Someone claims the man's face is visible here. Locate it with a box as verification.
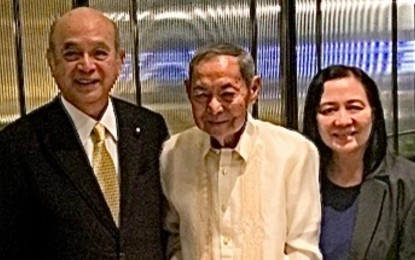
[186,55,260,147]
[47,9,124,118]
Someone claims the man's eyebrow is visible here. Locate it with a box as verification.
[192,86,208,92]
[219,83,235,90]
[62,42,78,50]
[61,41,111,50]
[94,42,111,50]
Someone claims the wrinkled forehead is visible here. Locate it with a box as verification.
[197,54,238,67]
[194,55,240,75]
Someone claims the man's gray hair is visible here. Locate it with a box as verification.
[188,42,256,87]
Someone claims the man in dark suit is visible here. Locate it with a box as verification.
[0,7,168,259]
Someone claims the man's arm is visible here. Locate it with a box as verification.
[162,198,182,260]
[160,138,182,260]
[0,132,33,259]
[284,140,322,260]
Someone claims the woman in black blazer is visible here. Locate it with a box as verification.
[303,64,415,260]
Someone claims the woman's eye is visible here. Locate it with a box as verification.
[319,108,335,115]
[349,105,363,111]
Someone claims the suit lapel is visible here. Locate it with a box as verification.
[113,100,146,225]
[349,178,387,259]
[37,99,118,233]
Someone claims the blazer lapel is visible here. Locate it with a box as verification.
[37,99,118,233]
[349,178,387,260]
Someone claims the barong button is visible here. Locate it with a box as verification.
[223,237,229,245]
[221,204,226,212]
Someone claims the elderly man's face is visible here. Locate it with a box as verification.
[47,8,124,119]
[186,55,260,147]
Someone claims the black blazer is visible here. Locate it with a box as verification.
[349,153,415,260]
[0,97,169,260]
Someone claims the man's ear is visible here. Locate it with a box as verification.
[184,79,191,99]
[46,49,56,75]
[249,75,261,103]
[117,49,126,74]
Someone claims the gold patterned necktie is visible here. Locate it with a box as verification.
[92,123,119,226]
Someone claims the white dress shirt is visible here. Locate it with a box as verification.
[161,115,322,260]
[60,96,119,175]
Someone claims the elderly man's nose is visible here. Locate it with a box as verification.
[207,97,224,114]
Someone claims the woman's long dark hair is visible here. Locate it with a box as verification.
[302,65,387,177]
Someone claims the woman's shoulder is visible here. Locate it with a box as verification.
[379,152,415,184]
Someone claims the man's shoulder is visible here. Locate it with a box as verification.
[160,127,203,175]
[112,97,162,120]
[250,118,319,159]
[0,99,60,138]
[111,98,167,133]
[112,98,168,142]
[164,126,201,145]
[252,118,312,146]
[162,126,203,155]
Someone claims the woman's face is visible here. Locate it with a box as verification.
[316,76,373,157]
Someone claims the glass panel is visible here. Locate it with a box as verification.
[296,0,317,129]
[3,1,411,160]
[396,0,415,159]
[0,1,20,128]
[137,0,251,134]
[89,1,137,105]
[305,0,415,160]
[257,0,281,125]
[21,0,72,112]
[321,0,394,131]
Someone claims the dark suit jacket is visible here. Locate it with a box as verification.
[0,97,169,260]
[349,153,415,260]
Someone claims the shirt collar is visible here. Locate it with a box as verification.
[60,96,118,145]
[201,113,255,162]
[234,113,255,161]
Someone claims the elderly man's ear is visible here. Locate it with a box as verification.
[184,79,191,98]
[249,75,261,103]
